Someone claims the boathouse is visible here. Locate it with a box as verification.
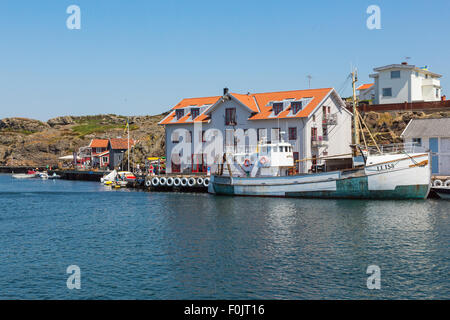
[159,87,353,174]
[401,117,450,176]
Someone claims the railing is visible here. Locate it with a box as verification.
[311,136,328,147]
[366,142,428,155]
[322,113,338,126]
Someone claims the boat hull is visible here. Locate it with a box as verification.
[210,153,431,200]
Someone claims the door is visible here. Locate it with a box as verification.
[429,137,439,174]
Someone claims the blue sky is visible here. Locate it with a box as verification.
[1,0,449,120]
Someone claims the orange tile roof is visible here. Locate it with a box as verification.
[357,83,374,91]
[89,139,109,148]
[109,138,135,150]
[159,96,220,125]
[160,88,335,124]
[248,88,332,120]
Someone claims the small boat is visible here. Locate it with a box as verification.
[12,173,36,179]
[48,173,61,179]
[12,170,38,179]
[433,187,450,200]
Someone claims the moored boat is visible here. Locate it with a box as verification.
[209,141,431,200]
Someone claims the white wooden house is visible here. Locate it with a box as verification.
[159,88,353,174]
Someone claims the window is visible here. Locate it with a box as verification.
[271,128,280,142]
[175,109,184,120]
[225,108,236,125]
[102,156,108,163]
[436,88,440,98]
[323,105,327,116]
[172,131,180,143]
[185,130,192,143]
[323,125,328,139]
[288,127,297,140]
[273,102,283,115]
[391,71,400,79]
[412,138,422,146]
[257,128,267,142]
[96,147,102,153]
[311,127,318,141]
[382,88,392,97]
[291,101,302,114]
[200,130,205,142]
[191,108,199,120]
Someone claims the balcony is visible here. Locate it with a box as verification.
[322,113,337,126]
[311,136,328,148]
[422,78,440,87]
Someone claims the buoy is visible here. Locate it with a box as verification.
[145,179,151,187]
[166,177,174,186]
[197,177,204,185]
[243,158,251,167]
[181,177,188,187]
[159,177,167,186]
[173,177,181,186]
[444,180,450,187]
[260,156,270,166]
[151,177,160,186]
[188,177,196,187]
[434,179,443,187]
[203,177,210,187]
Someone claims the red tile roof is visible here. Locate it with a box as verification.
[89,139,109,148]
[159,88,335,124]
[357,83,374,91]
[109,138,135,150]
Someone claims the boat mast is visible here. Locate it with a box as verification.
[352,69,360,146]
[127,117,130,172]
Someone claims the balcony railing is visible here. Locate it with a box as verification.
[311,136,328,147]
[322,113,338,126]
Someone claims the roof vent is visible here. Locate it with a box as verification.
[223,87,229,95]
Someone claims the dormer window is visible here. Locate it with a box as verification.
[175,109,184,120]
[273,102,283,116]
[291,101,302,114]
[191,108,199,120]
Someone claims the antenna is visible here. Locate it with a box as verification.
[307,75,312,89]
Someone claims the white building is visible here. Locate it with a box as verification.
[370,62,442,104]
[401,118,450,176]
[357,83,375,101]
[159,88,353,174]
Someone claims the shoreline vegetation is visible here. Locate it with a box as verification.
[0,110,449,167]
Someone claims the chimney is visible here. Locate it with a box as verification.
[401,62,408,65]
[223,87,229,96]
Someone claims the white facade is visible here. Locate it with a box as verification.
[401,118,450,176]
[161,88,353,174]
[370,63,442,104]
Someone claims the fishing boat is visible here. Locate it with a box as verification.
[208,70,431,200]
[208,140,431,199]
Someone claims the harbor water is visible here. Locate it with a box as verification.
[0,174,448,299]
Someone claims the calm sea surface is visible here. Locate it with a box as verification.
[0,174,448,299]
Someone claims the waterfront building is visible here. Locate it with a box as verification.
[108,138,135,170]
[159,88,353,174]
[357,83,375,102]
[88,139,109,168]
[401,117,450,175]
[370,62,442,104]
